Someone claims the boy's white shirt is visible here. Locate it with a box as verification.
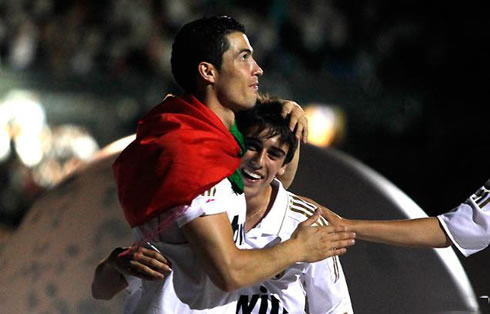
[122,178,353,313]
[235,179,353,314]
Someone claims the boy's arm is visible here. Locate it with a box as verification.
[182,209,355,292]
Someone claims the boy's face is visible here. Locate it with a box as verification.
[239,128,289,199]
[213,32,263,112]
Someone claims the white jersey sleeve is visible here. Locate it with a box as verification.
[135,178,245,244]
[174,179,235,227]
[303,257,353,314]
[124,178,247,313]
[437,179,490,256]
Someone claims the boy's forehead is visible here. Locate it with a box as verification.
[245,128,290,150]
[244,125,270,138]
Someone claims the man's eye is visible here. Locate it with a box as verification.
[268,152,280,160]
[245,140,257,150]
[246,144,258,151]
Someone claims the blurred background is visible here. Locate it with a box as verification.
[0,0,488,309]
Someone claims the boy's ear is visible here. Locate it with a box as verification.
[277,164,287,177]
[198,62,217,84]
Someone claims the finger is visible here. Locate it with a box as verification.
[137,247,173,269]
[288,111,300,132]
[301,117,309,143]
[294,119,304,140]
[281,101,294,118]
[134,246,145,260]
[292,114,307,141]
[132,253,173,273]
[323,225,351,233]
[129,261,167,280]
[145,249,173,268]
[129,265,165,280]
[330,232,356,243]
[117,245,138,258]
[330,239,356,252]
[331,247,348,257]
[146,255,173,273]
[299,208,321,227]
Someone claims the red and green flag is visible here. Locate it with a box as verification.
[113,95,245,227]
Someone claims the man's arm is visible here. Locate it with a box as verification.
[182,209,355,292]
[277,98,308,143]
[309,197,451,248]
[275,98,304,188]
[339,216,451,248]
[91,246,171,300]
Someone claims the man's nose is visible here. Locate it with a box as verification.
[250,150,266,167]
[253,59,263,77]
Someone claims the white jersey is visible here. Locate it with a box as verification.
[438,179,490,257]
[236,180,353,314]
[124,178,247,313]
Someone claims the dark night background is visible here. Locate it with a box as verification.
[0,0,488,311]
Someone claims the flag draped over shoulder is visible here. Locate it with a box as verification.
[113,95,244,227]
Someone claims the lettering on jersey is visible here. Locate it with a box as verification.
[231,215,245,245]
[236,286,288,314]
[472,184,490,209]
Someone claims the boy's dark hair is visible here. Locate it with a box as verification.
[171,16,246,94]
[236,96,298,165]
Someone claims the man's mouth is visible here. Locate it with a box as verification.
[241,168,262,181]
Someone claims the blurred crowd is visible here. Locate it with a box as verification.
[1,0,485,91]
[0,0,375,228]
[0,90,99,227]
[1,0,443,90]
[0,0,360,82]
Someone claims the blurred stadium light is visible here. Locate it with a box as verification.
[304,103,345,147]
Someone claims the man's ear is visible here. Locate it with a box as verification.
[198,62,217,84]
[277,164,288,177]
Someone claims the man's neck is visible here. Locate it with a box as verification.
[191,92,235,129]
[245,184,278,232]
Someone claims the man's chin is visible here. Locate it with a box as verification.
[243,187,252,198]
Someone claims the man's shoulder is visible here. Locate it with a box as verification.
[198,178,241,199]
[284,192,328,226]
[190,178,245,216]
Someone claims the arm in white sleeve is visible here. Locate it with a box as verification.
[438,179,490,256]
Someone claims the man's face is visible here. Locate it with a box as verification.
[214,32,263,112]
[239,128,289,199]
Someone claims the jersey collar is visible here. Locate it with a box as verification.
[246,179,289,239]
